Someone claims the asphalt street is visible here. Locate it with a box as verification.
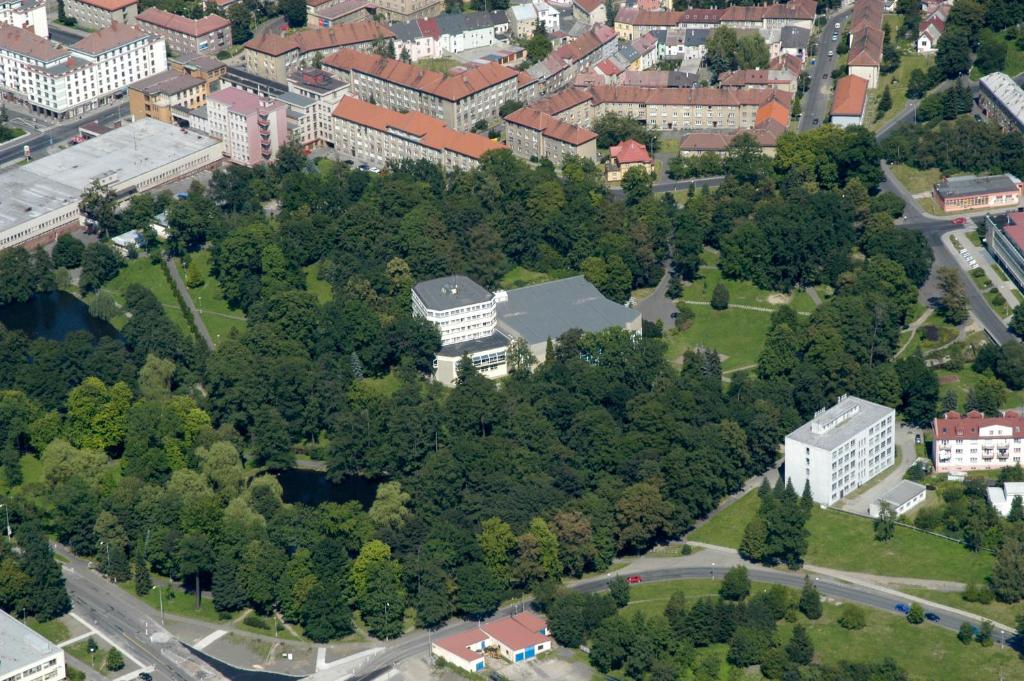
[0,102,129,165]
[798,7,850,133]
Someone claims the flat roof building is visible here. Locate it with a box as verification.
[0,609,66,681]
[987,482,1024,516]
[986,211,1024,291]
[785,395,896,505]
[932,174,1023,213]
[979,71,1024,135]
[0,118,224,250]
[868,480,926,518]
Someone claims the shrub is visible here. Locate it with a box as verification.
[243,613,270,629]
[680,543,693,556]
[838,604,866,630]
[710,283,729,310]
[105,648,124,672]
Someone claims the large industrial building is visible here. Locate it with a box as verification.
[0,118,224,250]
[979,71,1024,135]
[0,609,67,681]
[784,395,896,506]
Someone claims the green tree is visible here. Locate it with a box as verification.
[177,531,211,611]
[105,648,124,672]
[935,28,971,79]
[1009,304,1024,339]
[524,27,552,64]
[975,29,1007,74]
[785,623,814,664]
[455,562,502,619]
[478,517,516,591]
[705,25,739,76]
[301,582,353,642]
[609,575,630,608]
[739,515,767,562]
[977,619,994,646]
[88,291,118,321]
[227,3,253,43]
[52,234,85,269]
[621,166,653,206]
[874,86,893,122]
[710,283,729,310]
[79,243,123,293]
[279,0,306,26]
[367,481,411,532]
[79,180,119,238]
[907,602,924,624]
[874,501,896,542]
[958,621,974,644]
[991,525,1024,602]
[838,603,866,629]
[719,565,750,601]
[799,577,822,620]
[736,33,770,69]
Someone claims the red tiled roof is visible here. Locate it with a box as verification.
[511,612,547,633]
[831,74,868,116]
[573,0,602,13]
[433,629,488,662]
[756,99,790,128]
[610,138,652,164]
[73,21,149,54]
[481,617,550,651]
[324,48,517,101]
[770,53,804,75]
[530,86,594,114]
[552,23,616,62]
[245,21,393,56]
[588,84,791,107]
[0,23,67,60]
[677,7,724,23]
[848,25,883,67]
[504,106,597,146]
[332,95,503,159]
[719,68,796,87]
[615,9,684,26]
[721,5,767,22]
[934,410,1024,439]
[595,57,623,76]
[76,0,136,11]
[138,8,230,36]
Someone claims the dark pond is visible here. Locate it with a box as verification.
[275,468,379,509]
[0,290,119,340]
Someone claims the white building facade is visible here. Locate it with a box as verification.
[785,395,896,506]
[0,609,67,681]
[0,0,46,37]
[412,275,497,346]
[933,410,1024,473]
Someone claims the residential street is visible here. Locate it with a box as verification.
[798,7,851,132]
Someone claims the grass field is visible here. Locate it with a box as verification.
[889,164,943,195]
[900,586,1022,627]
[27,616,70,643]
[94,258,190,334]
[868,53,934,130]
[498,266,554,289]
[686,490,994,583]
[355,370,403,397]
[971,29,1024,78]
[616,578,1020,681]
[303,262,333,304]
[416,57,459,73]
[660,138,680,156]
[65,638,117,674]
[177,250,246,343]
[937,362,1024,411]
[118,579,228,623]
[664,305,773,371]
[688,250,817,313]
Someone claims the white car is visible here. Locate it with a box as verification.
[835,22,840,29]
[828,50,834,57]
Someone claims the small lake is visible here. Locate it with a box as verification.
[0,290,119,340]
[275,468,379,509]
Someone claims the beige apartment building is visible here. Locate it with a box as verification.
[64,0,137,29]
[503,106,597,164]
[136,7,231,56]
[332,95,502,171]
[324,48,519,130]
[128,69,207,122]
[370,0,443,22]
[243,20,393,81]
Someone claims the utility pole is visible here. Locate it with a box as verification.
[152,585,164,625]
[0,503,10,539]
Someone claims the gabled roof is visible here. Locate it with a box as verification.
[0,23,66,61]
[615,8,684,26]
[530,86,594,114]
[72,21,150,55]
[848,25,883,66]
[830,74,868,116]
[551,23,617,63]
[573,0,602,14]
[505,106,597,145]
[610,138,651,165]
[137,7,230,36]
[245,21,393,56]
[74,0,136,10]
[756,99,790,128]
[934,410,1024,439]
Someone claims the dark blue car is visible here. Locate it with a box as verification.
[894,603,910,614]
[925,612,940,622]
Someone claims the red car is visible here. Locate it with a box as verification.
[626,575,643,584]
[952,217,966,225]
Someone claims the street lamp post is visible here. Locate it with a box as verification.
[384,602,390,641]
[99,541,111,575]
[152,585,164,625]
[0,503,11,538]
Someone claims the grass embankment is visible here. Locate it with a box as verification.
[177,250,246,341]
[92,258,191,333]
[889,164,942,195]
[900,587,1021,627]
[686,490,993,584]
[118,579,227,623]
[617,579,1018,681]
[868,54,934,130]
[27,616,70,643]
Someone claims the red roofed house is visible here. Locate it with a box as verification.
[916,2,949,53]
[244,21,394,81]
[571,0,605,26]
[504,105,597,164]
[64,0,137,29]
[606,138,653,181]
[332,95,503,171]
[136,7,231,56]
[830,74,868,127]
[933,410,1024,473]
[431,613,553,673]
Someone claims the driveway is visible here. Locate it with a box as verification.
[836,425,920,516]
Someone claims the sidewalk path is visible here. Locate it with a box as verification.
[894,308,934,358]
[805,287,822,307]
[950,228,1020,319]
[164,256,214,350]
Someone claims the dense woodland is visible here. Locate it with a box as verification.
[0,121,974,679]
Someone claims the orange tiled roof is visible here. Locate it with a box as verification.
[245,21,393,56]
[756,99,790,127]
[137,7,230,36]
[73,21,150,54]
[504,106,597,145]
[77,0,136,10]
[0,23,67,60]
[831,75,868,116]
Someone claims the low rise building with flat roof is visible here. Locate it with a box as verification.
[64,0,136,29]
[934,410,1024,473]
[785,395,896,505]
[0,118,224,250]
[868,480,926,518]
[986,211,1024,290]
[933,174,1023,213]
[0,609,66,681]
[979,71,1024,135]
[987,482,1024,516]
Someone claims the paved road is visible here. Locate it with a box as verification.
[0,102,130,165]
[637,261,677,329]
[798,7,851,132]
[164,256,215,350]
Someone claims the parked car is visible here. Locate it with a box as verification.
[835,21,840,29]
[175,192,189,200]
[627,575,643,584]
[138,673,152,681]
[358,163,369,171]
[828,50,834,57]
[894,603,910,614]
[915,433,922,444]
[953,217,967,225]
[925,612,940,622]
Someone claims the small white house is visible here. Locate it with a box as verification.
[987,482,1024,516]
[868,480,927,518]
[432,613,552,674]
[110,229,146,255]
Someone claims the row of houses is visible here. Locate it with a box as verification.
[243,20,395,81]
[916,0,951,53]
[848,0,884,88]
[612,0,816,41]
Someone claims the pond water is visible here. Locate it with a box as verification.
[0,290,119,340]
[275,468,379,509]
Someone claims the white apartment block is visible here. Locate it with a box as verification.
[0,22,165,118]
[0,609,67,681]
[0,0,46,38]
[785,395,896,506]
[933,410,1024,473]
[64,0,138,30]
[412,275,497,346]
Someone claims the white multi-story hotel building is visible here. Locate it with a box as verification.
[0,22,166,118]
[412,275,497,347]
[933,410,1024,473]
[785,395,896,506]
[0,609,67,681]
[0,0,47,37]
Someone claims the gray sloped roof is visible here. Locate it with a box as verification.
[781,26,809,48]
[496,275,640,344]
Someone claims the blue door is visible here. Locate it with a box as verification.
[525,647,535,659]
[515,652,524,662]
[475,662,484,672]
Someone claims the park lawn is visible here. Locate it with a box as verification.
[664,305,772,371]
[660,138,680,156]
[354,370,403,397]
[64,639,115,674]
[118,579,228,623]
[416,57,459,73]
[303,262,333,304]
[936,364,1024,410]
[177,250,246,343]
[621,579,723,618]
[97,258,190,334]
[889,164,943,195]
[868,53,933,130]
[235,613,303,641]
[27,616,70,643]
[498,266,554,289]
[900,587,1022,627]
[688,250,809,311]
[805,507,994,584]
[687,488,760,547]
